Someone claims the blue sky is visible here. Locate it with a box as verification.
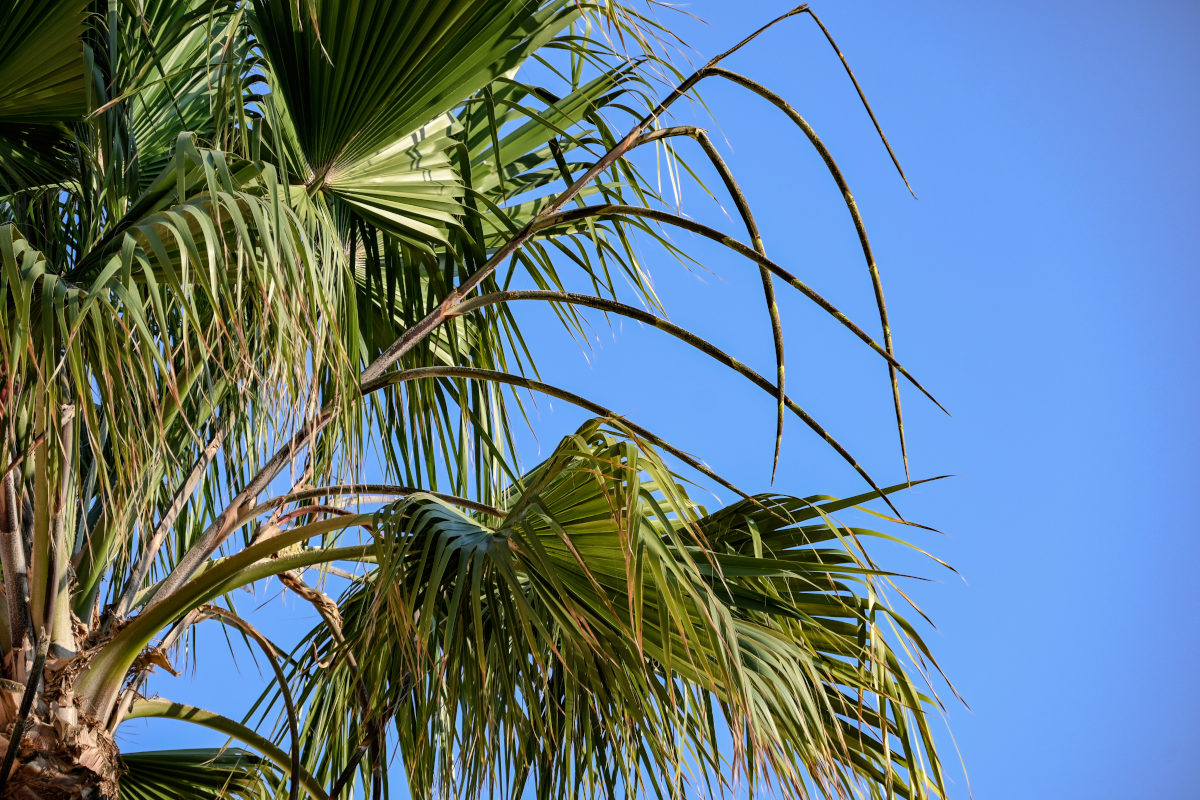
[637,2,1199,796]
[122,2,1200,797]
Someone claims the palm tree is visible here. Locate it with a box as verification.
[0,0,953,798]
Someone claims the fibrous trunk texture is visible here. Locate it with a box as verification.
[0,665,119,800]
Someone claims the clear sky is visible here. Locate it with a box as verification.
[121,2,1200,798]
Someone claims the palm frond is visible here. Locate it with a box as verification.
[119,748,276,800]
[0,0,87,191]
[263,420,946,800]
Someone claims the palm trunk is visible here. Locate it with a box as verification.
[0,684,119,799]
[0,404,118,798]
[0,472,30,664]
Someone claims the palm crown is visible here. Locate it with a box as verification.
[0,1,952,798]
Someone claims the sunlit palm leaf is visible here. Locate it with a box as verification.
[267,420,945,800]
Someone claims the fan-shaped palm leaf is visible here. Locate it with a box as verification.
[119,748,275,800]
[256,421,947,800]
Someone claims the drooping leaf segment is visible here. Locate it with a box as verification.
[0,1,954,798]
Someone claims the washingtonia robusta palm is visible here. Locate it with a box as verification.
[0,1,954,798]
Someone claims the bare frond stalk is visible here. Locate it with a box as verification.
[196,606,302,800]
[357,5,813,388]
[455,290,850,438]
[328,745,370,800]
[635,125,786,480]
[108,609,203,732]
[802,7,916,196]
[703,66,910,478]
[143,414,333,609]
[124,698,330,800]
[148,0,914,640]
[274,571,387,800]
[250,484,503,519]
[527,204,943,413]
[47,403,76,657]
[0,470,30,659]
[113,427,226,619]
[358,366,762,507]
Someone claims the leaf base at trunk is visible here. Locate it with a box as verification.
[0,683,119,800]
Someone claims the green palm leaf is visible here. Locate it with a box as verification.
[119,748,274,800]
[0,0,86,123]
[264,420,945,800]
[0,0,87,189]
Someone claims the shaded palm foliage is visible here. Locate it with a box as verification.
[0,1,953,798]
